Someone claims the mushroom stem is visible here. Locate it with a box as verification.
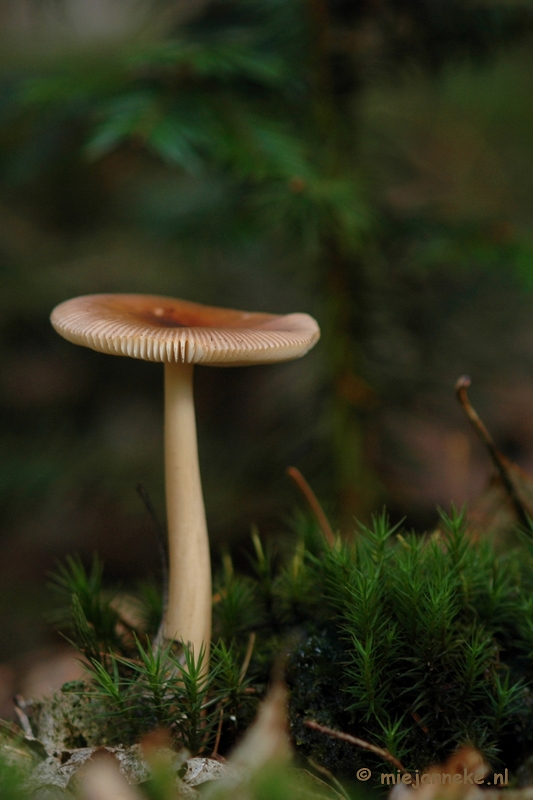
[163,361,211,660]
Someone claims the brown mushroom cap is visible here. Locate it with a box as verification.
[50,294,320,365]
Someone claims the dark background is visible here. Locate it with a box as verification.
[2,0,533,700]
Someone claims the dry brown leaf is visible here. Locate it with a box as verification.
[228,680,291,773]
[202,680,290,798]
[29,745,150,791]
[184,757,239,786]
[75,753,144,800]
[390,747,490,800]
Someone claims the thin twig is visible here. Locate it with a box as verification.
[455,376,532,530]
[307,758,351,800]
[136,483,169,645]
[210,633,257,755]
[212,705,224,757]
[304,719,405,772]
[287,467,335,547]
[239,632,256,684]
[411,711,429,735]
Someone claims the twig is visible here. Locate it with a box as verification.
[239,632,256,684]
[307,758,351,800]
[411,711,429,735]
[455,376,532,530]
[287,467,335,547]
[212,705,224,757]
[136,483,169,645]
[304,719,405,771]
[209,633,257,756]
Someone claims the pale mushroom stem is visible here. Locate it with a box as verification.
[163,361,212,662]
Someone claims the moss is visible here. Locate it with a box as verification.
[41,508,533,783]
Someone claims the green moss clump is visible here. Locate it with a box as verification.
[285,510,533,776]
[40,508,533,783]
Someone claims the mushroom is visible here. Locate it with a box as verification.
[50,294,320,660]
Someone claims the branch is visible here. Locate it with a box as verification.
[455,376,531,531]
[304,719,405,772]
[287,467,335,547]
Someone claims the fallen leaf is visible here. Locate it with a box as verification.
[203,680,290,798]
[75,753,144,800]
[390,747,489,800]
[183,757,240,786]
[228,680,291,774]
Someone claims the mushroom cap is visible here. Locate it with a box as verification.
[50,294,320,365]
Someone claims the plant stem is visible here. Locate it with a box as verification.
[304,719,405,771]
[455,375,531,531]
[287,466,335,547]
[164,362,212,658]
